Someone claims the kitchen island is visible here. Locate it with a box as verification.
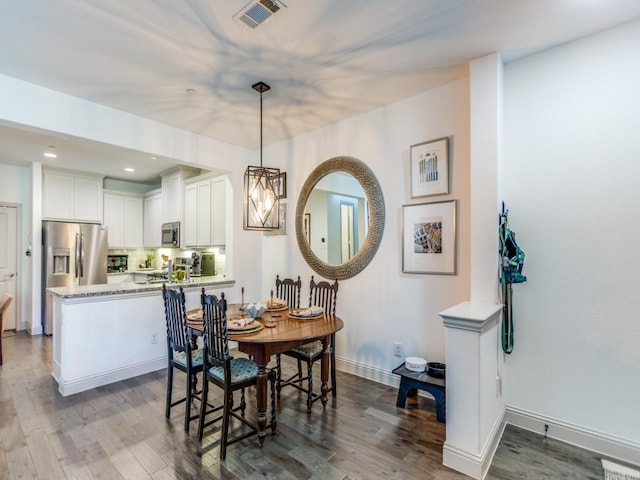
[48,276,234,396]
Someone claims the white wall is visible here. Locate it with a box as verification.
[0,163,32,330]
[502,20,640,448]
[262,79,471,378]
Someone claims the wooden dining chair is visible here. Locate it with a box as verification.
[275,274,302,309]
[161,284,204,432]
[0,293,14,365]
[277,276,339,412]
[198,289,276,459]
[274,275,302,396]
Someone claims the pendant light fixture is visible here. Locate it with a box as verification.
[243,81,280,231]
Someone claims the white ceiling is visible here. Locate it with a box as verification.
[1,0,640,183]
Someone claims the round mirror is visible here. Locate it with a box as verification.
[296,156,385,280]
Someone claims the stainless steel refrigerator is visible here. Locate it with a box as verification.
[42,221,108,335]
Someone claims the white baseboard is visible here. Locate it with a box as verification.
[53,357,166,396]
[28,323,43,335]
[442,443,484,479]
[443,407,506,479]
[336,356,401,388]
[506,406,640,467]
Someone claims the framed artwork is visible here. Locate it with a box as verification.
[410,137,449,198]
[402,200,457,274]
[273,172,287,199]
[264,202,286,236]
[303,213,311,244]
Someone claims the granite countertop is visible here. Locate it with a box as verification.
[48,276,234,299]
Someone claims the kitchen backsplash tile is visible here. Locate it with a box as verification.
[107,247,226,277]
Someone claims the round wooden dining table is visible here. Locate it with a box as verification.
[189,303,344,446]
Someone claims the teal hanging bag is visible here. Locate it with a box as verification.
[499,202,526,354]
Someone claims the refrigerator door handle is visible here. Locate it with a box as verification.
[79,233,85,278]
[75,233,80,278]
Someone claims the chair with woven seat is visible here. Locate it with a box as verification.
[198,290,276,459]
[277,276,339,412]
[162,284,204,432]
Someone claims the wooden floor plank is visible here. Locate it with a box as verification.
[78,440,124,480]
[128,440,168,476]
[5,444,38,479]
[109,446,153,480]
[25,429,67,479]
[61,461,95,480]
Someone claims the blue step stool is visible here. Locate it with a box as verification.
[393,363,446,423]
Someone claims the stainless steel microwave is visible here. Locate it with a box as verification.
[161,222,180,248]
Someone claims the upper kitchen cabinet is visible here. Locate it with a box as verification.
[43,169,104,223]
[143,189,162,248]
[103,191,143,248]
[161,171,182,224]
[184,174,226,247]
[161,166,200,225]
[211,176,226,246]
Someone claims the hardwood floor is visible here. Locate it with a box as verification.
[0,332,609,479]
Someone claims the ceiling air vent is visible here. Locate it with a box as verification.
[234,0,285,29]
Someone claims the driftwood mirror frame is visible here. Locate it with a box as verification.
[295,156,385,280]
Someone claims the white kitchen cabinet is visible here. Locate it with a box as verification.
[184,182,199,247]
[161,171,183,224]
[184,175,226,247]
[103,192,143,248]
[184,178,212,247]
[211,176,226,246]
[43,170,103,222]
[161,167,201,239]
[143,190,162,248]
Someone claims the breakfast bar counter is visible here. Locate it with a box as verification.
[48,277,234,396]
[49,275,232,299]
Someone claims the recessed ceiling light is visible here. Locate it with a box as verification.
[43,145,57,158]
[125,167,135,172]
[151,156,156,160]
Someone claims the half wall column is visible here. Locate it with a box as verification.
[439,53,505,479]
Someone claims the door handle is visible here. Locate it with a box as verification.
[75,233,80,278]
[7,273,15,278]
[79,233,84,277]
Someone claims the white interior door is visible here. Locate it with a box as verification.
[340,203,354,263]
[0,206,18,331]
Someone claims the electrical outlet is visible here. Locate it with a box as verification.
[393,342,402,357]
[151,333,158,344]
